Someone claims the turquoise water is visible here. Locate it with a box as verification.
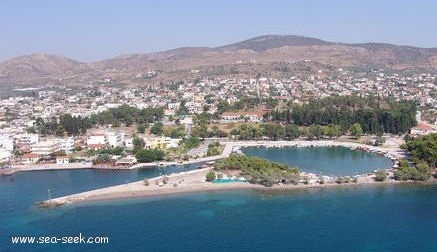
[243,146,392,176]
[212,178,248,183]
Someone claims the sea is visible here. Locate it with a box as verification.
[1,148,436,252]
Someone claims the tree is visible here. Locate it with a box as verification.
[217,99,230,114]
[350,123,363,139]
[214,154,300,187]
[264,96,417,135]
[150,122,164,136]
[177,100,189,115]
[192,124,208,140]
[206,171,216,181]
[164,125,186,138]
[309,124,322,140]
[323,125,342,139]
[285,125,300,140]
[374,170,387,182]
[137,123,147,133]
[262,123,285,140]
[132,137,145,154]
[136,149,165,163]
[406,133,437,168]
[415,162,431,181]
[394,160,431,181]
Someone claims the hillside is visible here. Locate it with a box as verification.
[1,35,436,86]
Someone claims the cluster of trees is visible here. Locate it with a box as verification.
[207,142,223,156]
[136,149,165,163]
[179,137,201,151]
[130,136,166,163]
[405,133,437,168]
[28,106,164,136]
[28,115,93,136]
[150,122,164,135]
[163,125,186,138]
[393,133,436,181]
[214,154,300,187]
[394,160,431,181]
[266,96,417,135]
[229,123,345,140]
[91,105,164,127]
[192,125,228,138]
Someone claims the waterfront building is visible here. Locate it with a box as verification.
[30,140,62,155]
[0,149,11,164]
[20,153,41,164]
[86,134,108,146]
[106,131,124,148]
[56,156,70,165]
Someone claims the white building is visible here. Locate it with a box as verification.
[106,131,124,148]
[15,133,39,145]
[55,137,75,152]
[0,149,11,164]
[86,134,108,146]
[30,140,62,155]
[124,138,134,149]
[0,134,13,151]
[168,103,180,110]
[56,156,70,165]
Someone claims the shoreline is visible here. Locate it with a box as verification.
[126,139,404,169]
[37,164,433,208]
[4,139,402,175]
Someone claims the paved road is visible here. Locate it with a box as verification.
[187,139,213,157]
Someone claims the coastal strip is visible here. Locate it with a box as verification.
[6,140,402,176]
[1,162,94,175]
[36,163,428,208]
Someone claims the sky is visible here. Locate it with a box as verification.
[1,0,436,62]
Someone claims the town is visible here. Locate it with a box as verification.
[0,68,436,170]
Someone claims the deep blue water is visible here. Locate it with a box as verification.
[2,158,437,251]
[243,146,392,176]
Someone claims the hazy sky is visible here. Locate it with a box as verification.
[1,0,436,62]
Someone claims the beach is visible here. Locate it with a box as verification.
[37,162,433,208]
[33,139,412,207]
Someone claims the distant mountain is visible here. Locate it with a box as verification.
[0,54,90,82]
[218,35,332,51]
[1,35,437,86]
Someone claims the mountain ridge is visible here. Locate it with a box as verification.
[1,35,437,86]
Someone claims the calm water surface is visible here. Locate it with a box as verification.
[1,156,435,252]
[243,146,392,176]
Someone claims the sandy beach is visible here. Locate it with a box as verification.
[37,162,432,208]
